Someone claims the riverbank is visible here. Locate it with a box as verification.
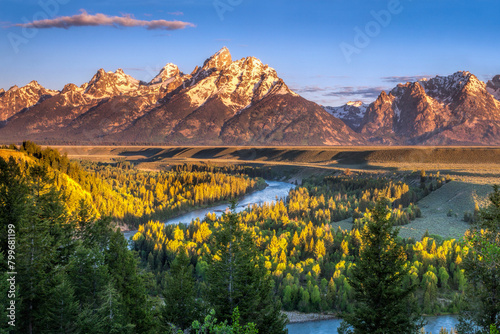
[121,180,294,242]
[283,311,337,323]
[117,178,268,233]
[284,311,459,325]
[286,315,459,333]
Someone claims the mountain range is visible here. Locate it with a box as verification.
[1,47,499,146]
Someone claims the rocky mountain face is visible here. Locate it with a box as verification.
[354,72,500,145]
[0,81,58,122]
[0,47,361,145]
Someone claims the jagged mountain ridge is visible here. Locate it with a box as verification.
[1,51,499,145]
[324,72,500,145]
[0,81,58,122]
[0,47,361,145]
[361,72,500,145]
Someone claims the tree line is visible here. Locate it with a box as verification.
[16,141,266,227]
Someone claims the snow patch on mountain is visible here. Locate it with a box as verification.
[84,69,140,98]
[150,63,181,85]
[419,71,484,103]
[0,81,58,121]
[324,101,368,129]
[202,46,232,71]
[184,50,291,110]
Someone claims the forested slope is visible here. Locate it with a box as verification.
[12,141,265,228]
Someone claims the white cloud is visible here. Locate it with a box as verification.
[15,9,195,30]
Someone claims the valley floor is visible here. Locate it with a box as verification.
[56,145,500,240]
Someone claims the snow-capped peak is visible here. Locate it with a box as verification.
[184,51,292,109]
[419,71,480,102]
[150,63,180,85]
[202,46,232,71]
[214,46,230,57]
[61,83,81,94]
[84,68,140,97]
[13,80,58,96]
[113,69,140,86]
[26,80,43,89]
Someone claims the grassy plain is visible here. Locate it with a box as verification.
[53,145,500,240]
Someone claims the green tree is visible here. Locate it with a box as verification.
[0,157,28,256]
[105,229,156,333]
[206,202,288,334]
[282,286,293,311]
[95,282,135,334]
[458,185,500,334]
[438,266,450,289]
[162,247,201,330]
[17,165,60,334]
[42,273,79,334]
[0,148,164,334]
[311,285,321,311]
[190,308,257,334]
[338,199,425,334]
[67,245,110,309]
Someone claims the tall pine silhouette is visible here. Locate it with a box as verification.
[339,199,424,334]
[206,202,288,334]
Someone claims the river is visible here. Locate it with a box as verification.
[287,315,459,334]
[123,180,295,240]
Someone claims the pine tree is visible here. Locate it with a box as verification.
[17,165,59,334]
[0,148,163,333]
[67,245,110,310]
[0,157,28,255]
[162,247,200,330]
[338,199,425,334]
[206,202,288,334]
[105,229,157,333]
[457,185,500,333]
[42,273,79,334]
[96,282,135,334]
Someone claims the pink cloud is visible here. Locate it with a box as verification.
[15,9,195,30]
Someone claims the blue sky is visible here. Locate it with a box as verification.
[1,0,499,106]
